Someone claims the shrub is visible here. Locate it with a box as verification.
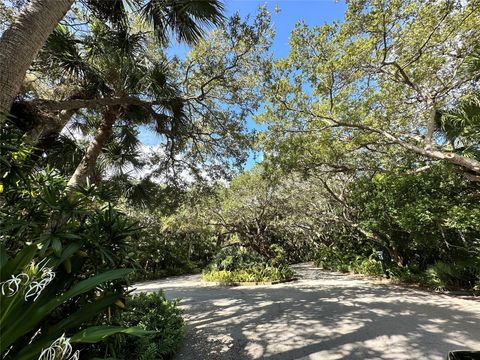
[314,244,358,273]
[209,245,268,272]
[107,291,185,360]
[425,260,480,291]
[203,264,294,284]
[0,134,149,359]
[0,245,149,360]
[314,245,386,277]
[385,264,424,283]
[347,256,364,274]
[359,255,384,277]
[313,244,344,270]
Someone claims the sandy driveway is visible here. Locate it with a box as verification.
[134,263,480,360]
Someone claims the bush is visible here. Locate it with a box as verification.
[385,264,425,284]
[350,167,480,276]
[0,137,147,359]
[0,245,148,360]
[314,244,357,273]
[359,255,384,277]
[107,291,185,360]
[128,210,218,282]
[209,245,268,272]
[314,245,386,277]
[425,260,480,291]
[203,264,295,284]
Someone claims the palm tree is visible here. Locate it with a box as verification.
[0,0,224,120]
[42,22,187,188]
[14,5,271,190]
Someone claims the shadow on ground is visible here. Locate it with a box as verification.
[134,264,480,360]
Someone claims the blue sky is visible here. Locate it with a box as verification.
[139,0,347,168]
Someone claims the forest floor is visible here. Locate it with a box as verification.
[134,263,480,360]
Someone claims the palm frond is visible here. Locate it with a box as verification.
[84,0,130,30]
[438,98,480,143]
[39,25,87,79]
[141,0,225,46]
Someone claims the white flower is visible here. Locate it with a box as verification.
[1,260,55,302]
[24,266,55,302]
[0,273,29,297]
[38,334,80,360]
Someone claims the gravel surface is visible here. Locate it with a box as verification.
[133,263,480,360]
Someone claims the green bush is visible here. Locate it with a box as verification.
[313,244,344,270]
[128,211,218,282]
[359,255,384,277]
[203,264,295,284]
[209,245,268,272]
[0,137,149,359]
[314,244,357,273]
[425,260,480,291]
[314,245,386,277]
[0,245,150,360]
[107,291,185,360]
[347,256,364,274]
[350,167,480,276]
[385,264,425,284]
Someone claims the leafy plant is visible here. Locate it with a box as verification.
[359,255,384,277]
[203,264,295,284]
[209,245,268,272]
[0,136,151,359]
[101,291,185,360]
[0,245,150,360]
[426,260,480,291]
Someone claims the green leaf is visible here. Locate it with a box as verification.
[70,326,155,343]
[1,269,132,352]
[15,294,121,360]
[51,238,62,257]
[0,244,37,281]
[0,243,8,272]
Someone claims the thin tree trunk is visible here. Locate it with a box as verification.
[334,120,480,176]
[66,108,118,189]
[0,0,74,116]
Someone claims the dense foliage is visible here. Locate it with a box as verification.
[1,1,480,358]
[202,266,295,284]
[100,292,185,360]
[202,245,294,284]
[128,208,218,281]
[0,132,153,359]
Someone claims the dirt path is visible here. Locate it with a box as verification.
[134,263,480,360]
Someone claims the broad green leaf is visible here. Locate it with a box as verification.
[70,326,155,343]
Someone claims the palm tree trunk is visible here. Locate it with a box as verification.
[66,108,118,189]
[0,0,74,116]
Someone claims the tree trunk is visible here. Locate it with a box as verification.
[0,0,74,116]
[66,108,118,189]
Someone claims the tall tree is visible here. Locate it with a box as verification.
[259,0,480,179]
[26,8,273,188]
[0,0,225,121]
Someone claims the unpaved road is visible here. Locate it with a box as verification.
[134,263,480,360]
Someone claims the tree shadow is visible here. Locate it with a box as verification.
[135,266,480,360]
